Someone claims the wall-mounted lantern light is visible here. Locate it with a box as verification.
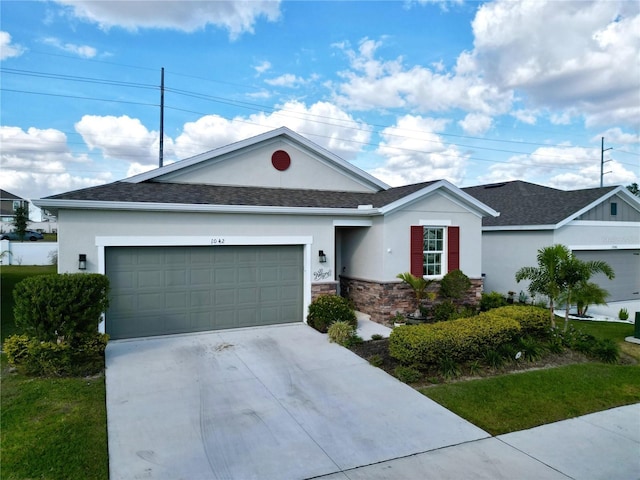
[318,250,327,263]
[78,254,87,270]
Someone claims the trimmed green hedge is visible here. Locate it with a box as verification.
[389,313,521,366]
[4,333,109,377]
[489,306,549,337]
[13,273,109,343]
[307,295,357,333]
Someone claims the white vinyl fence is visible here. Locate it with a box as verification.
[0,240,58,266]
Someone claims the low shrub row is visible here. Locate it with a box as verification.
[389,314,522,366]
[489,306,549,337]
[4,333,109,376]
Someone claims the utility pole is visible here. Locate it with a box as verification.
[159,67,165,168]
[600,137,612,187]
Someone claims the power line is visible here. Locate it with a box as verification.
[2,69,638,172]
[4,66,630,155]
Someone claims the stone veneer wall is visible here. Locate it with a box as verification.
[340,276,483,325]
[311,282,338,301]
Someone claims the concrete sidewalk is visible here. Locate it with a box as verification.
[317,403,640,479]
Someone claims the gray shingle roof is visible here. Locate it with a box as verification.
[463,180,617,227]
[44,180,439,209]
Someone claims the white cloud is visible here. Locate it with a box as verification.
[54,0,281,40]
[74,114,173,165]
[174,100,372,161]
[331,37,513,116]
[264,73,305,88]
[42,37,97,58]
[512,109,538,125]
[458,113,493,135]
[477,143,638,189]
[370,115,467,186]
[254,60,272,75]
[470,0,640,127]
[0,31,25,60]
[593,128,640,145]
[0,126,111,199]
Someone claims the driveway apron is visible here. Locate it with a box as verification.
[105,323,489,479]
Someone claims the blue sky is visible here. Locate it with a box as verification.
[1,0,639,209]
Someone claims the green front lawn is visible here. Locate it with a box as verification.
[1,357,109,480]
[422,318,640,435]
[423,363,640,435]
[1,265,108,480]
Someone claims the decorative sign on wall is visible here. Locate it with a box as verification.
[313,268,332,281]
[271,150,291,171]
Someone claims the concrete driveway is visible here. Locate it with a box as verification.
[106,323,490,479]
[106,324,640,479]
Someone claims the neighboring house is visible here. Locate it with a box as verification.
[34,127,497,340]
[464,180,640,303]
[0,189,29,228]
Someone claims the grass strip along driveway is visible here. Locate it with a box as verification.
[424,362,640,435]
[1,265,639,479]
[1,266,108,480]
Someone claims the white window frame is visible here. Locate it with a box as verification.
[422,226,446,277]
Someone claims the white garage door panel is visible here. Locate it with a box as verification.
[106,245,303,339]
[574,250,640,302]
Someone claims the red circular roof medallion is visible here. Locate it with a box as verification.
[271,150,291,171]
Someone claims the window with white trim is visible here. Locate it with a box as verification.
[423,227,444,276]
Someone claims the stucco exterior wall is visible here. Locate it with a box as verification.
[481,230,553,296]
[554,222,640,250]
[57,209,344,279]
[383,193,485,281]
[338,219,384,281]
[158,139,376,192]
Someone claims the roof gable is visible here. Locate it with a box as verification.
[0,189,24,200]
[463,180,638,229]
[126,127,388,193]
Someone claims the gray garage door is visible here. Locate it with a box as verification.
[574,249,640,302]
[105,245,303,339]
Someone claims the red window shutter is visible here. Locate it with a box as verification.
[410,226,423,276]
[447,226,460,272]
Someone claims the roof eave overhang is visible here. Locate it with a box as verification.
[379,179,500,218]
[482,224,557,231]
[32,198,382,217]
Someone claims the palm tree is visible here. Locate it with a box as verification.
[560,282,609,317]
[515,244,571,328]
[396,272,434,317]
[559,255,614,331]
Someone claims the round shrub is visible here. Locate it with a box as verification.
[432,300,457,322]
[307,295,356,333]
[13,273,109,343]
[439,269,471,300]
[480,291,508,311]
[327,321,356,346]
